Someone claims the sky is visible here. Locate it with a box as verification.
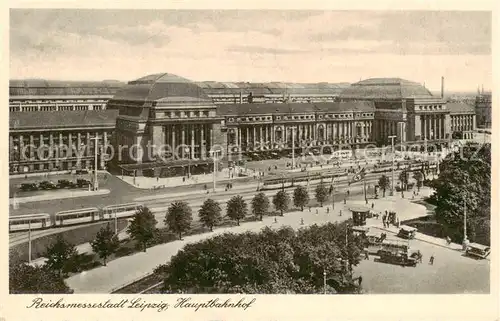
[9,9,492,92]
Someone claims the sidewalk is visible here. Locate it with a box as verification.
[117,166,251,189]
[10,188,111,205]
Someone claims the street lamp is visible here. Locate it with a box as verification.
[91,135,100,191]
[323,269,327,294]
[210,150,221,192]
[388,135,397,196]
[463,197,469,251]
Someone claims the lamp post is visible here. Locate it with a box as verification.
[91,136,100,191]
[291,126,296,169]
[388,135,397,196]
[463,197,469,251]
[28,220,32,264]
[211,150,221,192]
[323,269,327,294]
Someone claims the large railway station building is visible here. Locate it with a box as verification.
[9,73,477,175]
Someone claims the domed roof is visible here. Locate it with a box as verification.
[110,73,210,103]
[339,78,433,100]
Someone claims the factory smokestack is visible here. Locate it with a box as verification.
[441,76,444,99]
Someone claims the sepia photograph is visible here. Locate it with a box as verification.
[7,8,492,298]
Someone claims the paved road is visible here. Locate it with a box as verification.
[354,237,490,294]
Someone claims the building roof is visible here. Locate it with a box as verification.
[196,81,350,96]
[10,110,119,130]
[9,79,125,96]
[110,73,210,103]
[447,103,476,114]
[216,101,374,116]
[339,78,434,100]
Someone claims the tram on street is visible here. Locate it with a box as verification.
[102,203,143,220]
[55,207,101,226]
[9,213,51,232]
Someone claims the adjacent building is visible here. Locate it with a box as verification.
[475,93,492,128]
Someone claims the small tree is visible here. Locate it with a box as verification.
[90,223,119,266]
[315,183,329,207]
[165,201,193,240]
[44,235,77,277]
[252,192,270,221]
[127,206,158,252]
[226,195,247,225]
[273,190,290,216]
[413,171,424,192]
[399,170,409,190]
[378,175,390,197]
[199,199,222,231]
[293,185,309,211]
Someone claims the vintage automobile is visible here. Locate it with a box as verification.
[38,180,58,190]
[377,249,418,267]
[57,179,78,189]
[466,243,490,259]
[397,225,417,239]
[366,230,386,246]
[76,179,91,188]
[20,183,38,192]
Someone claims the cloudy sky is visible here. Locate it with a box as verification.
[10,9,491,91]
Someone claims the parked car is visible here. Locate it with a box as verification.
[39,181,58,190]
[466,243,490,259]
[77,179,91,188]
[20,183,38,192]
[58,179,77,189]
[75,169,89,175]
[397,226,417,239]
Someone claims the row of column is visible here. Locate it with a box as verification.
[451,115,474,132]
[10,131,108,161]
[421,114,445,140]
[233,121,372,150]
[164,124,212,159]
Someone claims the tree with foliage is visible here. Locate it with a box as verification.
[198,199,222,231]
[165,201,193,240]
[251,192,270,221]
[315,183,329,207]
[273,190,290,216]
[413,171,424,192]
[127,206,158,252]
[44,235,77,277]
[226,195,247,225]
[398,170,409,191]
[9,251,72,294]
[431,143,491,245]
[155,220,363,294]
[90,223,119,266]
[378,175,390,197]
[293,185,309,211]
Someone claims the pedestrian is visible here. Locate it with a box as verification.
[309,206,311,212]
[301,218,304,225]
[343,198,346,204]
[446,236,451,245]
[358,276,363,287]
[204,184,207,190]
[157,176,159,182]
[315,209,318,214]
[347,190,350,196]
[429,255,434,265]
[327,207,330,214]
[274,217,277,223]
[339,210,342,216]
[364,250,369,260]
[371,203,374,209]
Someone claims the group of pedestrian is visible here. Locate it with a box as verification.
[224,183,233,191]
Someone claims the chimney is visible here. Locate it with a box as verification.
[441,76,444,99]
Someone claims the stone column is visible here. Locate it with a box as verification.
[191,125,195,159]
[171,125,176,158]
[29,135,34,159]
[19,134,24,161]
[283,125,287,145]
[246,127,250,148]
[237,127,241,151]
[181,126,186,158]
[259,125,264,150]
[270,125,275,146]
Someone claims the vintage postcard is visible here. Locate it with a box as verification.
[1,2,498,321]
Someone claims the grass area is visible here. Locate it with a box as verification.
[10,219,128,262]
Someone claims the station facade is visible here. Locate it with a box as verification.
[9,73,477,175]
